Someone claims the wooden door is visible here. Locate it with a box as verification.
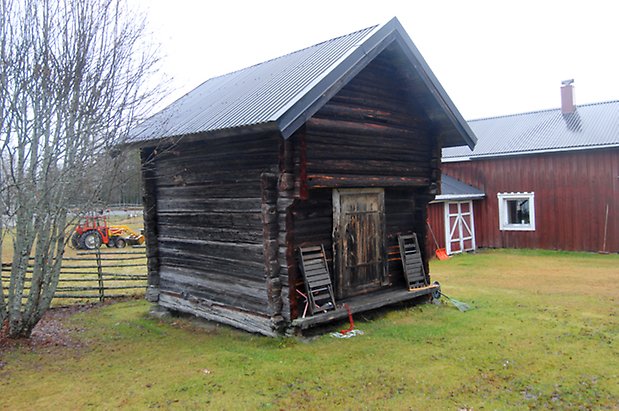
[333,189,386,299]
[444,201,476,254]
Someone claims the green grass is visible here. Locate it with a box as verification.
[1,249,617,409]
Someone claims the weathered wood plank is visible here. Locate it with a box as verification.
[158,237,264,264]
[261,172,284,329]
[306,131,431,151]
[314,102,431,129]
[290,285,437,330]
[158,253,264,279]
[157,197,262,213]
[159,293,276,336]
[307,174,429,188]
[277,137,298,321]
[157,183,262,199]
[157,224,263,245]
[305,159,430,176]
[155,168,273,187]
[141,147,161,302]
[158,212,262,230]
[159,267,268,313]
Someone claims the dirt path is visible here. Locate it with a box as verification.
[0,305,90,355]
[0,297,139,354]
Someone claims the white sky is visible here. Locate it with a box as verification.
[140,0,619,120]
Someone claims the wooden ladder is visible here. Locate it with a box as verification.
[297,245,337,316]
[398,234,429,290]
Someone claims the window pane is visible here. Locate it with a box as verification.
[506,199,530,224]
[498,192,535,231]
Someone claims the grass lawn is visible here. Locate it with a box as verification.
[0,249,617,410]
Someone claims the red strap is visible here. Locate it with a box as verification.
[340,304,355,334]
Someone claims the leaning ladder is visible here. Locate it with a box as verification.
[398,233,429,290]
[297,245,337,316]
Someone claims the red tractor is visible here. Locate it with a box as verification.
[71,215,144,250]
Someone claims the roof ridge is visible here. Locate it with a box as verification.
[468,99,619,123]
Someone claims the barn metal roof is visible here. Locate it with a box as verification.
[434,175,485,201]
[128,18,476,149]
[443,100,619,161]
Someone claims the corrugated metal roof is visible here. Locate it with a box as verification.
[434,175,485,201]
[443,101,619,161]
[129,26,376,142]
[128,18,476,149]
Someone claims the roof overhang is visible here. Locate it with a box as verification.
[431,193,486,202]
[443,143,619,163]
[120,122,280,149]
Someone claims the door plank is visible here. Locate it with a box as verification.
[333,189,386,299]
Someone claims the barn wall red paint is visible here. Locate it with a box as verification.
[427,200,483,256]
[426,202,446,257]
[440,148,619,252]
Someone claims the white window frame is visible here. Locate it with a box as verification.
[497,192,536,231]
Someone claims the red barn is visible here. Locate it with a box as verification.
[428,83,619,255]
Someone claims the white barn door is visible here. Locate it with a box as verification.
[444,201,476,255]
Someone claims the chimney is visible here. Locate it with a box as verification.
[561,79,575,114]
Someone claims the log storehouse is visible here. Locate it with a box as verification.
[127,18,477,336]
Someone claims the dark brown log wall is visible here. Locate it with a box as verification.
[302,52,439,271]
[286,53,442,315]
[149,133,280,332]
[302,48,439,192]
[141,147,161,302]
[287,189,333,318]
[384,189,419,287]
[443,148,619,252]
[288,188,431,312]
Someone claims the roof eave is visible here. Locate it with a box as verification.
[432,193,486,202]
[443,143,619,162]
[120,122,281,150]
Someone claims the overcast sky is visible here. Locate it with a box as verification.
[140,0,619,120]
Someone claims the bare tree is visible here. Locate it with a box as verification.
[99,150,143,206]
[0,0,161,338]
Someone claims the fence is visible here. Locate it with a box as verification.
[1,247,147,303]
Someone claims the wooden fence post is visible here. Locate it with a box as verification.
[96,247,104,302]
[4,248,147,301]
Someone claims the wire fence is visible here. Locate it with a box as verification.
[1,247,147,304]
